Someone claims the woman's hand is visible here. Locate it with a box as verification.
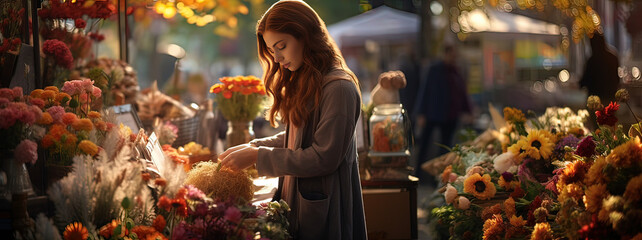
[219,143,259,172]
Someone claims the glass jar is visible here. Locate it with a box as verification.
[369,104,409,153]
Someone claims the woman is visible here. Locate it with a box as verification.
[219,0,367,239]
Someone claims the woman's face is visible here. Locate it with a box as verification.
[263,30,304,71]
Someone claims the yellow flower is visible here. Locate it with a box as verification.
[63,222,89,240]
[623,175,642,203]
[72,118,94,131]
[508,139,530,159]
[504,197,516,217]
[587,95,603,111]
[504,107,526,123]
[606,137,642,168]
[498,175,520,190]
[78,140,99,156]
[464,173,496,200]
[530,222,553,240]
[585,156,608,185]
[509,215,526,227]
[88,111,101,119]
[584,183,607,213]
[557,183,584,203]
[524,129,554,160]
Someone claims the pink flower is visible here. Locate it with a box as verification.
[62,80,80,95]
[14,139,38,164]
[82,79,94,92]
[92,86,101,98]
[29,98,45,109]
[0,88,14,100]
[444,184,457,204]
[185,185,206,200]
[11,87,23,99]
[457,196,470,210]
[224,206,242,224]
[46,106,65,123]
[0,108,17,129]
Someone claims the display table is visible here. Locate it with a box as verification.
[251,177,279,206]
[361,176,418,240]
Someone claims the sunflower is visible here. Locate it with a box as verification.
[464,173,497,200]
[63,222,89,240]
[606,137,642,168]
[524,130,554,160]
[584,183,608,213]
[531,222,553,240]
[508,139,530,159]
[623,175,642,203]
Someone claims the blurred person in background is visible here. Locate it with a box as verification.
[579,33,620,130]
[218,1,367,239]
[414,44,472,185]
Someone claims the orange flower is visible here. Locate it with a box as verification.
[210,84,224,94]
[241,87,254,95]
[62,112,78,125]
[584,183,608,213]
[145,232,168,240]
[72,118,93,131]
[56,92,71,104]
[99,220,120,238]
[441,165,453,183]
[482,214,504,239]
[44,86,59,93]
[30,89,43,98]
[623,175,642,203]
[132,226,157,239]
[41,90,56,100]
[63,222,88,240]
[531,222,553,240]
[38,112,54,125]
[606,137,642,168]
[153,215,166,232]
[504,197,516,217]
[141,172,151,182]
[78,140,98,156]
[155,178,167,187]
[88,111,101,119]
[94,120,108,131]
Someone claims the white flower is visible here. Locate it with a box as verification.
[493,151,517,174]
[444,184,457,204]
[457,196,470,210]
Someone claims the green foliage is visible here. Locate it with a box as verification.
[214,91,265,122]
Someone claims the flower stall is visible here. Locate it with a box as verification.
[426,89,642,239]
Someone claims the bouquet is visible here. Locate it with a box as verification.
[209,76,266,122]
[0,87,43,164]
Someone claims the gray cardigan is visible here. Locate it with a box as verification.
[250,70,367,240]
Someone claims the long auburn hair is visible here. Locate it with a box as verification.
[257,0,359,128]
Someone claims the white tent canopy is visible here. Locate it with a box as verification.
[458,8,560,35]
[327,6,420,48]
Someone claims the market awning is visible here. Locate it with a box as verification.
[327,6,419,48]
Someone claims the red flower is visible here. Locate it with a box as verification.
[42,39,73,69]
[157,196,172,211]
[152,215,166,232]
[575,136,596,158]
[595,102,619,126]
[74,18,86,28]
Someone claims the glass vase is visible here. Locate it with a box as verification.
[1,153,33,196]
[226,121,255,149]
